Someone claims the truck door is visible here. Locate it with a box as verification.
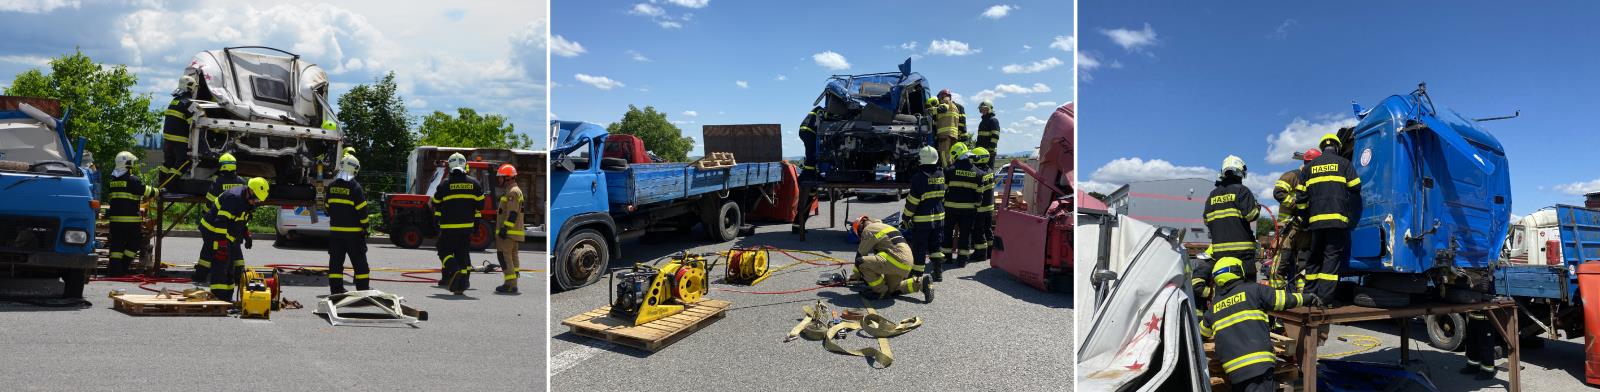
[550,136,601,239]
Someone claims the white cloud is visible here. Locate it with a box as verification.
[1269,19,1298,40]
[812,51,850,70]
[682,110,699,117]
[1555,179,1600,196]
[658,20,682,29]
[626,49,650,62]
[1010,116,1047,130]
[1050,35,1074,52]
[927,39,980,56]
[0,0,78,13]
[1101,23,1159,52]
[550,35,585,57]
[630,3,665,17]
[0,54,51,66]
[574,73,624,90]
[981,4,1015,19]
[1001,57,1063,74]
[735,80,748,88]
[1021,44,1032,52]
[1020,101,1058,111]
[1264,115,1358,165]
[662,0,709,8]
[898,41,918,51]
[1085,157,1216,193]
[1077,51,1101,71]
[994,83,1051,95]
[775,74,786,81]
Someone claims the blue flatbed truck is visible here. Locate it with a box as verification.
[549,121,782,290]
[0,97,100,298]
[1462,205,1600,357]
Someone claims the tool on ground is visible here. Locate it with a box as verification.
[609,252,708,326]
[237,268,281,319]
[784,299,922,368]
[313,290,428,326]
[724,248,771,285]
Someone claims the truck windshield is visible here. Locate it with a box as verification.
[0,119,66,164]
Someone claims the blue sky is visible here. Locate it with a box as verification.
[0,0,546,148]
[1078,1,1600,216]
[553,0,1073,157]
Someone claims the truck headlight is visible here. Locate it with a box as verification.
[63,230,88,245]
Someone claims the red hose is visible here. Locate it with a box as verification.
[91,274,192,292]
[712,281,844,295]
[263,263,439,283]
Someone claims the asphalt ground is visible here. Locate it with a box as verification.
[548,198,1072,391]
[1317,320,1586,391]
[0,236,546,391]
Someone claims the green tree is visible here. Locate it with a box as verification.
[606,105,694,162]
[417,108,534,149]
[336,71,416,195]
[3,49,158,167]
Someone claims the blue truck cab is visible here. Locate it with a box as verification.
[549,120,781,290]
[1341,84,1512,296]
[0,97,100,298]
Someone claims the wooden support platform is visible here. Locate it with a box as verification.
[1270,298,1520,392]
[112,294,232,316]
[147,193,317,275]
[561,299,731,352]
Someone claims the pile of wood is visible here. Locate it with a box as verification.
[693,152,737,169]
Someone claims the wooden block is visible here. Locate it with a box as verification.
[112,294,231,316]
[561,299,731,352]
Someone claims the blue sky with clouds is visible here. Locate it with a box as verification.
[0,0,547,148]
[1078,1,1600,216]
[553,0,1073,157]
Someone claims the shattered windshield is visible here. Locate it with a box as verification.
[0,119,66,164]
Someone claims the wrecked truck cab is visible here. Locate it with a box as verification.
[812,59,934,183]
[175,46,343,200]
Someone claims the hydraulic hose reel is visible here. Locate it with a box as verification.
[725,248,771,285]
[608,253,708,326]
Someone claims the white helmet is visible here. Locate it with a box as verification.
[338,154,361,179]
[176,74,197,95]
[1220,155,1247,179]
[115,151,139,171]
[918,146,939,165]
[447,152,468,174]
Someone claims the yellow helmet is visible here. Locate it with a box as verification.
[218,153,237,172]
[246,177,270,202]
[949,142,970,162]
[1319,133,1341,149]
[926,97,939,107]
[1212,257,1245,286]
[970,147,990,165]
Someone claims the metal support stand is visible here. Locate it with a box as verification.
[795,181,908,242]
[314,290,429,326]
[1274,297,1520,392]
[147,193,314,275]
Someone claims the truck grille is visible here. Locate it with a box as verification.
[0,216,59,252]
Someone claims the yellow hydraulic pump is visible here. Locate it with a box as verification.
[609,253,708,326]
[724,248,771,285]
[237,268,280,319]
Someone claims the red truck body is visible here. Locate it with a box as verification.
[382,160,502,250]
[991,103,1074,291]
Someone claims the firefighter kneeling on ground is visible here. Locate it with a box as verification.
[1201,256,1304,392]
[494,164,525,294]
[325,154,370,294]
[434,153,484,296]
[106,151,158,277]
[901,146,945,281]
[203,177,270,302]
[850,216,933,302]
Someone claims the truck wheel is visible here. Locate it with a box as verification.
[703,200,742,242]
[556,229,608,290]
[391,224,424,249]
[1424,313,1466,351]
[469,220,492,250]
[1352,286,1411,308]
[60,268,87,299]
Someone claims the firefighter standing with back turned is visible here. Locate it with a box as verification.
[1204,155,1262,282]
[942,143,978,268]
[930,92,960,167]
[494,164,525,294]
[1268,149,1316,290]
[1295,132,1361,306]
[159,75,198,191]
[901,146,945,281]
[192,153,245,283]
[792,106,825,234]
[970,147,995,265]
[1201,256,1304,392]
[325,154,370,294]
[850,216,933,302]
[434,153,484,296]
[105,152,157,277]
[203,177,270,302]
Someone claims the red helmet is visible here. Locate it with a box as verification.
[938,89,952,98]
[852,215,872,235]
[496,164,517,177]
[1303,149,1321,162]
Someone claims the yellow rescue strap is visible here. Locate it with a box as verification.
[784,299,921,368]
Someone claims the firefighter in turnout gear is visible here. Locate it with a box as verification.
[494,164,525,294]
[950,91,968,142]
[1204,155,1262,282]
[1295,133,1361,306]
[203,177,269,301]
[1200,256,1304,392]
[975,101,1000,152]
[1460,310,1505,379]
[791,107,825,235]
[325,154,370,294]
[192,153,245,282]
[942,143,979,268]
[434,153,484,295]
[851,216,933,302]
[105,152,157,276]
[902,146,946,281]
[159,75,199,190]
[970,147,996,264]
[930,93,960,167]
[1269,149,1320,291]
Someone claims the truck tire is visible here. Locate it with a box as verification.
[556,229,608,290]
[1424,313,1466,351]
[1352,286,1411,308]
[703,200,742,242]
[391,224,424,249]
[469,220,493,250]
[60,268,87,299]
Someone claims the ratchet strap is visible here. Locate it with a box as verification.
[784,300,922,368]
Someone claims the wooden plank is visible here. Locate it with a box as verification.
[112,294,231,317]
[561,299,731,352]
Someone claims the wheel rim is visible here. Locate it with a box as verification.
[404,231,420,246]
[567,240,601,282]
[721,206,738,231]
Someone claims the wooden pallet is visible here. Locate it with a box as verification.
[112,294,232,316]
[561,299,731,352]
[693,152,737,169]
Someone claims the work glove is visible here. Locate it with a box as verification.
[854,254,865,268]
[498,226,508,240]
[244,234,253,249]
